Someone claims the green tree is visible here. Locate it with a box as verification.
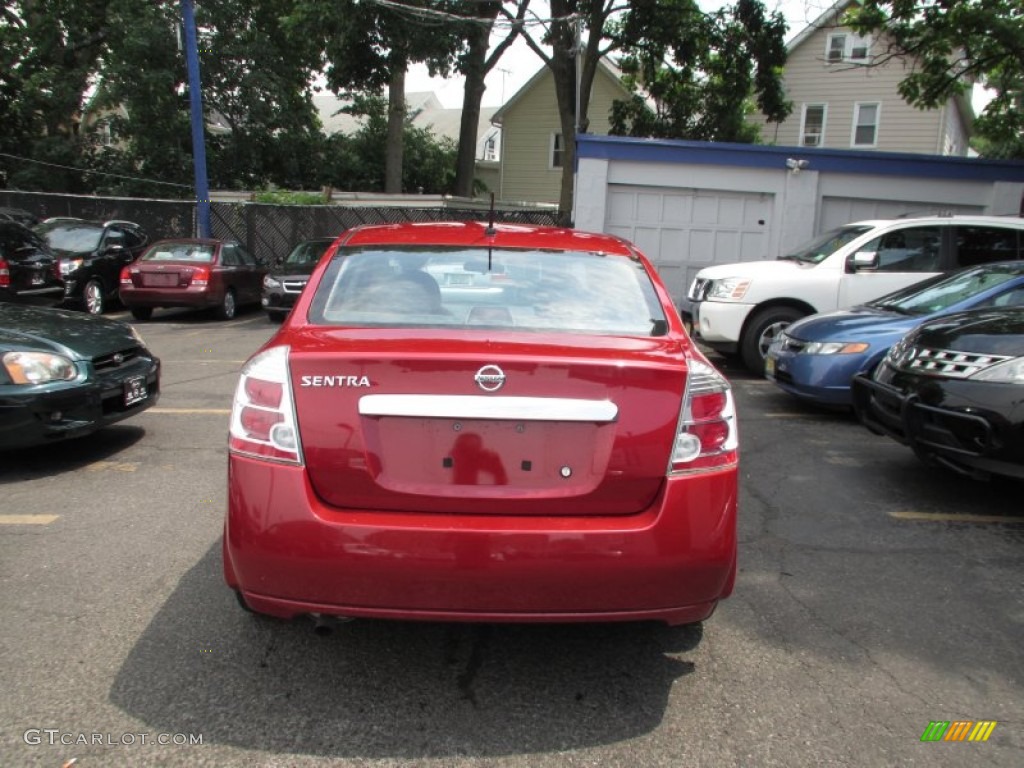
[290,0,465,194]
[93,0,323,193]
[317,93,457,194]
[610,0,790,142]
[0,0,113,190]
[2,0,325,194]
[848,0,1024,158]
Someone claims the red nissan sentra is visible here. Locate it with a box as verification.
[225,221,738,627]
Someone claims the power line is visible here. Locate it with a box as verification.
[363,0,579,28]
[0,151,192,189]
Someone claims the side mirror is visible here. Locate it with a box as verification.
[850,251,879,271]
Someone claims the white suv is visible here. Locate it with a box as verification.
[685,215,1024,373]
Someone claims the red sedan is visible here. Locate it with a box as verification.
[225,222,738,627]
[119,238,266,321]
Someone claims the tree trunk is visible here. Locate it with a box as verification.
[454,25,491,198]
[549,20,578,224]
[385,62,405,193]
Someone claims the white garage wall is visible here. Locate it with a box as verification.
[574,136,1024,302]
[605,185,775,300]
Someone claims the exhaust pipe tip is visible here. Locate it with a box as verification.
[308,612,353,635]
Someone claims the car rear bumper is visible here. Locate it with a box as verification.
[224,455,738,625]
[120,287,218,309]
[0,358,160,449]
[0,285,65,307]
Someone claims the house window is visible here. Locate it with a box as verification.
[483,134,497,162]
[550,133,563,169]
[826,32,872,63]
[800,104,827,147]
[852,103,880,147]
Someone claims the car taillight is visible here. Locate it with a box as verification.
[670,358,738,474]
[191,266,211,286]
[119,266,132,286]
[0,259,9,287]
[229,345,303,464]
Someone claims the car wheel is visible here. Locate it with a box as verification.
[218,289,237,321]
[741,306,805,374]
[83,279,105,315]
[130,307,153,321]
[267,310,285,324]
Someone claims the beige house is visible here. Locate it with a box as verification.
[750,0,972,155]
[490,61,631,204]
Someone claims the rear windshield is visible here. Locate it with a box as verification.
[37,223,102,252]
[141,243,215,262]
[309,246,668,336]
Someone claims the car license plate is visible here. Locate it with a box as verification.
[124,375,147,407]
[764,354,776,378]
[30,272,44,286]
[143,273,178,287]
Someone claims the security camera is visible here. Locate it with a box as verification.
[786,158,809,171]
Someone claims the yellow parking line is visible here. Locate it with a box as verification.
[889,511,1023,524]
[0,515,60,525]
[147,408,231,414]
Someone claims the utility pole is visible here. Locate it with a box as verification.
[181,0,211,238]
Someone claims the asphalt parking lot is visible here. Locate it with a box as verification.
[1,306,1022,767]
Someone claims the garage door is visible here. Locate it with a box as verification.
[818,197,983,231]
[605,185,774,301]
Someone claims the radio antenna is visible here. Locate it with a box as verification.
[485,193,496,237]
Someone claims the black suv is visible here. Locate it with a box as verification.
[261,237,335,322]
[852,307,1024,481]
[34,218,149,314]
[0,221,64,305]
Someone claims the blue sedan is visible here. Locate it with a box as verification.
[765,261,1024,407]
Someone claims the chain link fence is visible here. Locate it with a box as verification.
[1,190,560,263]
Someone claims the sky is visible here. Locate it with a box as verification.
[405,1,835,108]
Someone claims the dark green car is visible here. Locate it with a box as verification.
[0,303,160,449]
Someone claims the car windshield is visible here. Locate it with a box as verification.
[309,246,668,336]
[37,223,102,252]
[780,226,873,264]
[869,264,1024,315]
[284,240,332,266]
[141,243,216,262]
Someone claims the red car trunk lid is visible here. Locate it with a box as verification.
[291,330,687,516]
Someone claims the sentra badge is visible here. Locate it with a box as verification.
[300,375,372,387]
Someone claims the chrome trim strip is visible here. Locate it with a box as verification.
[358,394,618,422]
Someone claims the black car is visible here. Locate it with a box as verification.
[34,218,150,315]
[0,303,160,449]
[0,221,64,306]
[261,237,335,322]
[852,307,1024,480]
